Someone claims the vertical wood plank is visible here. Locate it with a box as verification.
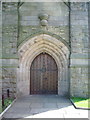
[30,53,58,94]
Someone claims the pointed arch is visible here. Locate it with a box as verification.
[18,32,70,51]
[17,34,70,96]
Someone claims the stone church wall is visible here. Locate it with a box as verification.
[18,2,69,46]
[1,2,89,98]
[0,1,2,110]
[2,2,18,98]
[70,2,89,98]
[17,2,70,96]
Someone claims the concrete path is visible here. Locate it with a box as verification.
[3,95,89,119]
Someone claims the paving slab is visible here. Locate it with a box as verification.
[3,95,89,119]
[30,103,44,108]
[43,103,58,108]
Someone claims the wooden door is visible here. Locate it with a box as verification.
[30,53,58,94]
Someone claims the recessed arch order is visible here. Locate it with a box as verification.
[17,34,70,96]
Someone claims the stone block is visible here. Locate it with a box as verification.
[1,2,89,99]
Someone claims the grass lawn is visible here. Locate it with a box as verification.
[2,98,14,111]
[0,98,14,114]
[0,101,2,113]
[71,97,90,109]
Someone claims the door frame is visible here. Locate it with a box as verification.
[17,34,70,96]
[30,52,58,94]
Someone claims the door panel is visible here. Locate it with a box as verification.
[30,53,58,94]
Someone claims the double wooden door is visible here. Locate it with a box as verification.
[30,53,58,94]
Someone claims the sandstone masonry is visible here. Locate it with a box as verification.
[0,1,89,98]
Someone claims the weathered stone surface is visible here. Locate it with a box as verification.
[2,67,17,98]
[17,34,69,96]
[1,2,89,99]
[0,1,2,102]
[18,2,69,46]
[70,2,89,98]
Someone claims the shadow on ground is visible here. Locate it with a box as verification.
[1,95,89,119]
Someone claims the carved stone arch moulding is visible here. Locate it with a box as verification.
[17,34,70,96]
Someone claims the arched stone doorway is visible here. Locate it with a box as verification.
[17,34,70,96]
[30,53,58,94]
